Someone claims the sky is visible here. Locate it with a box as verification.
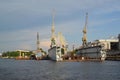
[0,0,120,52]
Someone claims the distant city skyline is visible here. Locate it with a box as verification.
[0,0,120,52]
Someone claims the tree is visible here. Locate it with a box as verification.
[2,51,19,57]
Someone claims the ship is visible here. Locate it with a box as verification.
[76,13,106,61]
[48,11,67,61]
[48,46,63,61]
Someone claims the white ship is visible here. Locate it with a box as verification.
[77,13,106,61]
[48,32,67,61]
[48,46,63,61]
[48,12,67,61]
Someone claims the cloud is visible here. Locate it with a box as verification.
[0,25,51,51]
[1,0,119,16]
[89,18,119,28]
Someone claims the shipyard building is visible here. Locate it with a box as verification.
[118,34,120,50]
[93,34,120,56]
[94,39,119,51]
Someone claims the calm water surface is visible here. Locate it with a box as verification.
[0,59,120,80]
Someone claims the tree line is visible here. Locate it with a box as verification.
[2,51,33,58]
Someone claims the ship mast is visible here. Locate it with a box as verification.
[51,9,56,47]
[82,13,88,47]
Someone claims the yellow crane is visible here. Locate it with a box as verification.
[82,13,88,47]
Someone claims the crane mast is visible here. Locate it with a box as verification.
[51,9,56,47]
[82,13,88,47]
[37,32,40,51]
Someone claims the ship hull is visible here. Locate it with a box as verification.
[77,46,106,61]
[48,46,63,61]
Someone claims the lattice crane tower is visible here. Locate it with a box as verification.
[37,32,40,50]
[82,13,88,47]
[51,9,56,47]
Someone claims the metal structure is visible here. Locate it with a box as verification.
[51,10,56,48]
[82,13,88,47]
[17,50,29,58]
[77,13,107,61]
[37,32,40,51]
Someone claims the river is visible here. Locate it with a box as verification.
[0,59,120,80]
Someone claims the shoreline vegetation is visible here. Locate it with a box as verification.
[1,50,120,61]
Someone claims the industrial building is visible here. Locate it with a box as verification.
[94,39,119,51]
[92,34,120,57]
[118,34,120,50]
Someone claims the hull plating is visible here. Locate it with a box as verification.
[77,46,106,61]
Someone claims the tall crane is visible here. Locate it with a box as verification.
[37,32,40,51]
[51,9,56,47]
[82,13,88,47]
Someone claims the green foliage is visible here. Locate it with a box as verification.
[2,51,33,58]
[2,51,19,57]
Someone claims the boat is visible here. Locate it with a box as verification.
[48,33,67,61]
[48,46,63,61]
[48,12,67,61]
[48,32,67,61]
[76,13,106,61]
